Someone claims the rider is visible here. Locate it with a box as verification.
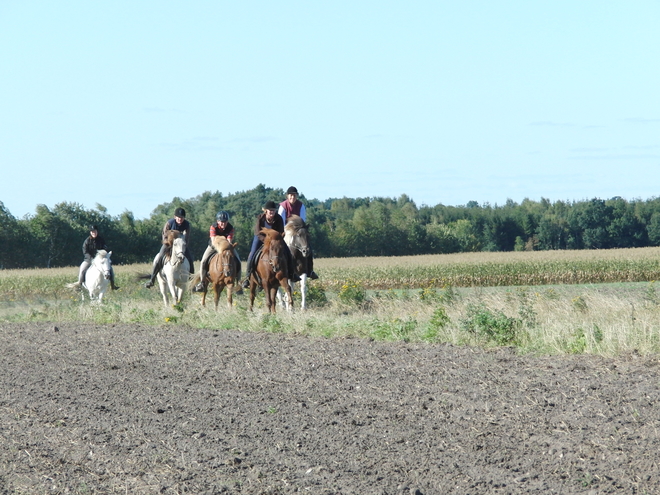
[278,186,318,280]
[194,211,242,293]
[72,225,119,290]
[241,200,299,289]
[145,207,194,289]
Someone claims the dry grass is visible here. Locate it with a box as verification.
[2,252,660,356]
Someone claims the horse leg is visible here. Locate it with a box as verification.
[157,274,169,306]
[284,283,293,312]
[268,286,279,313]
[299,274,308,310]
[276,286,285,310]
[227,281,233,310]
[249,281,257,311]
[213,282,223,310]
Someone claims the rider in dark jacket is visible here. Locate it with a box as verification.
[241,200,298,288]
[145,207,194,288]
[73,225,119,290]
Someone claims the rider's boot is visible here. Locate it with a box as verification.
[309,271,319,280]
[194,272,206,293]
[144,272,156,289]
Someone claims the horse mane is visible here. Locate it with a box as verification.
[260,229,283,250]
[96,249,108,257]
[212,235,233,253]
[164,230,181,246]
[284,215,306,236]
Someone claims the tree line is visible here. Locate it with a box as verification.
[2,184,660,269]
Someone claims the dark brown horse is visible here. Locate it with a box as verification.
[196,236,241,310]
[249,229,293,313]
[282,215,312,310]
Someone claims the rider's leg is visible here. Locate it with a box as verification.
[145,245,166,288]
[242,236,261,288]
[185,248,195,274]
[234,250,242,282]
[75,259,91,287]
[195,245,215,292]
[110,266,120,290]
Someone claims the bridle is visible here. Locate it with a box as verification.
[288,230,310,258]
[93,255,111,279]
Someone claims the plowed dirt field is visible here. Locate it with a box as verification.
[1,322,659,494]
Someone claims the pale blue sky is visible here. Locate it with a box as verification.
[1,1,659,219]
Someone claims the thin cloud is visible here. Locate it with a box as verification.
[143,107,186,114]
[570,147,610,153]
[567,153,659,160]
[529,121,573,127]
[621,117,660,124]
[228,136,278,144]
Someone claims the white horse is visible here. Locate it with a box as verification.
[72,250,112,302]
[156,236,190,307]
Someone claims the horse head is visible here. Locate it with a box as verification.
[94,250,112,280]
[285,215,310,258]
[261,229,285,273]
[212,236,236,278]
[170,238,186,267]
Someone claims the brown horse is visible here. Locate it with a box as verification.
[197,236,241,310]
[249,229,293,313]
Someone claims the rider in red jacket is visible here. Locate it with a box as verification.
[278,186,318,280]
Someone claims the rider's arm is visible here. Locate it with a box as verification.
[299,204,307,222]
[278,205,286,225]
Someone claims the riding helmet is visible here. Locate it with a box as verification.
[286,186,299,195]
[174,207,186,218]
[216,211,229,222]
[89,225,98,231]
[263,200,277,211]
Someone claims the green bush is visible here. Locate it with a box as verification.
[461,303,521,345]
[305,284,328,307]
[338,281,366,305]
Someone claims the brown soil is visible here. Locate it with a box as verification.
[1,322,659,494]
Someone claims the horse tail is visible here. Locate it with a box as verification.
[188,273,201,290]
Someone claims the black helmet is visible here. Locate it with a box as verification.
[216,211,229,222]
[174,207,186,218]
[263,200,277,211]
[89,225,98,231]
[286,186,299,195]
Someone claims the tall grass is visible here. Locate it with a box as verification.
[2,250,660,356]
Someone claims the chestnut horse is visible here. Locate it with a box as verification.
[196,236,241,310]
[249,229,293,313]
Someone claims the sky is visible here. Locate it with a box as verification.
[1,1,659,220]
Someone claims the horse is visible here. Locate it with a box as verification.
[249,229,293,313]
[194,236,241,310]
[68,250,113,303]
[156,232,190,307]
[278,215,312,310]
